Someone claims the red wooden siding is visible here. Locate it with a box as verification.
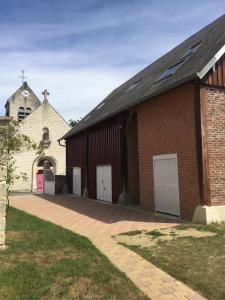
[87,117,123,203]
[66,134,86,193]
[202,55,225,87]
[66,115,123,202]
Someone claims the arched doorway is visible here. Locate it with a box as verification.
[32,156,57,192]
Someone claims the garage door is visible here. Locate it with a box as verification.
[96,165,112,202]
[73,167,81,196]
[153,154,180,216]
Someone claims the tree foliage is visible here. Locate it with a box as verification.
[68,118,82,127]
[0,120,41,187]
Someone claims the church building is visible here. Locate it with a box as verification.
[4,80,70,192]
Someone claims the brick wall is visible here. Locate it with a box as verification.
[137,83,201,220]
[201,86,225,206]
[0,166,6,249]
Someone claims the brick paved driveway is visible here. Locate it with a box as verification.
[10,194,205,300]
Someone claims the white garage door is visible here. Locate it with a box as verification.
[96,165,112,202]
[153,154,180,217]
[73,167,81,196]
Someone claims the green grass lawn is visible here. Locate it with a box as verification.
[117,223,225,300]
[0,207,148,300]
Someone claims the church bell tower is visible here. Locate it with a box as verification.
[5,71,41,121]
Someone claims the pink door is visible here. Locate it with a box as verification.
[36,170,44,193]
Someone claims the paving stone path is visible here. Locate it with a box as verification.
[10,194,206,300]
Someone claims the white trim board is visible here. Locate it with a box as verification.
[197,44,225,79]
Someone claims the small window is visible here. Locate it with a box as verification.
[25,107,31,116]
[154,60,185,83]
[38,159,53,168]
[126,80,141,92]
[18,107,25,120]
[42,127,49,141]
[18,106,25,111]
[41,128,50,148]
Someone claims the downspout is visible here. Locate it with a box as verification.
[122,115,128,194]
[118,113,129,205]
[58,139,66,147]
[123,109,135,195]
[194,80,204,205]
[83,131,89,198]
[199,85,211,206]
[58,138,68,193]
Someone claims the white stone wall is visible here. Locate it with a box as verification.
[11,101,70,192]
[0,166,6,249]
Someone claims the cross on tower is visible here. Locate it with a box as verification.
[19,70,27,83]
[42,89,49,101]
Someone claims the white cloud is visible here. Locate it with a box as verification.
[0,60,134,120]
[0,0,223,121]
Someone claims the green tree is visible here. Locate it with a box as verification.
[0,120,41,188]
[68,118,82,127]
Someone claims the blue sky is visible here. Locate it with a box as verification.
[0,0,224,120]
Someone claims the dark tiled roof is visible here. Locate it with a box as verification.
[63,14,225,139]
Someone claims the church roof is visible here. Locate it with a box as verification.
[62,14,225,140]
[19,96,70,127]
[4,82,41,108]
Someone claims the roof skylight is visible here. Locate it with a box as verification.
[95,102,105,110]
[154,41,202,84]
[126,80,141,92]
[181,41,202,59]
[154,59,185,83]
[82,115,91,122]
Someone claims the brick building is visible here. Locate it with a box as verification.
[61,15,225,223]
[3,82,70,192]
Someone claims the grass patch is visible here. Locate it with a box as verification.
[120,224,225,300]
[146,230,166,238]
[118,230,143,236]
[0,207,148,300]
[175,223,222,233]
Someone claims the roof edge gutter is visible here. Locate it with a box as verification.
[197,44,225,79]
